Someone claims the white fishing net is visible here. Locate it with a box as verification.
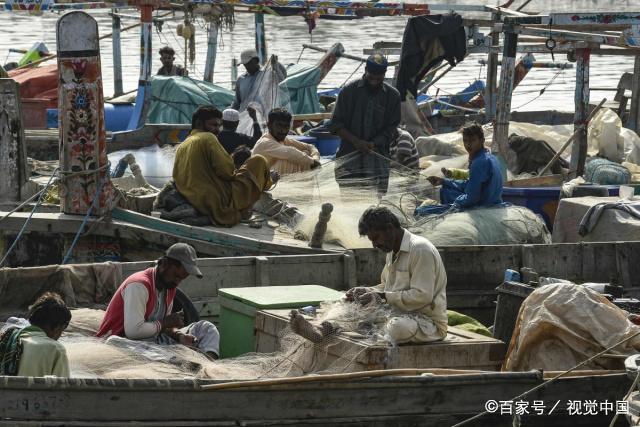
[15,303,402,380]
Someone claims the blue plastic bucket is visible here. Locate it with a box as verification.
[308,130,341,156]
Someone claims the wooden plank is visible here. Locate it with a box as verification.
[570,48,591,177]
[628,56,640,133]
[0,79,27,203]
[57,11,111,216]
[492,29,518,172]
[255,309,506,372]
[504,174,563,187]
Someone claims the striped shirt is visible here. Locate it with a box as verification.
[390,129,420,171]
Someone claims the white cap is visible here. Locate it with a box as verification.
[240,49,259,65]
[222,108,240,122]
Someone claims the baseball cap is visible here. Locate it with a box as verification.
[222,108,240,122]
[165,243,203,279]
[240,49,259,65]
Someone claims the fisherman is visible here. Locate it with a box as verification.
[290,206,447,344]
[329,53,401,196]
[231,145,253,169]
[252,108,321,175]
[231,49,287,112]
[97,243,220,359]
[172,106,274,226]
[390,128,420,172]
[218,107,262,154]
[0,292,71,376]
[156,46,188,77]
[418,122,503,216]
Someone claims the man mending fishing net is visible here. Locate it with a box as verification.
[290,206,448,344]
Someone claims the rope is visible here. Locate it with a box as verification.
[0,189,45,225]
[0,168,59,268]
[340,61,364,88]
[512,66,566,110]
[452,329,640,427]
[61,175,106,265]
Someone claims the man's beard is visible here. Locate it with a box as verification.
[157,272,178,290]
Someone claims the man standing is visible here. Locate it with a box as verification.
[290,206,447,344]
[0,292,71,376]
[329,53,401,196]
[231,49,287,112]
[252,108,321,175]
[218,107,262,154]
[419,122,503,216]
[157,46,188,77]
[97,243,220,359]
[172,106,273,226]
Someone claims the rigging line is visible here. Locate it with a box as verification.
[340,61,364,88]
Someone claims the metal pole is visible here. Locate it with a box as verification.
[570,47,590,177]
[491,28,518,181]
[254,13,267,65]
[111,11,124,96]
[203,20,219,82]
[628,56,640,133]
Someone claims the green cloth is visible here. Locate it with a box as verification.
[447,310,492,337]
[17,325,69,377]
[0,326,24,375]
[173,130,272,226]
[146,76,235,124]
[0,325,69,377]
[279,64,322,114]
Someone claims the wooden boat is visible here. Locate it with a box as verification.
[0,246,637,426]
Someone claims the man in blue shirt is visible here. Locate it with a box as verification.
[416,122,503,216]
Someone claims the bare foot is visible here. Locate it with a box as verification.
[289,310,323,343]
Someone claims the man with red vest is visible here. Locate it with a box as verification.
[96,243,220,359]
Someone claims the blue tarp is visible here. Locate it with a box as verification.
[280,64,322,114]
[146,76,235,124]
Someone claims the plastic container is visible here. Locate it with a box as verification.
[502,185,620,231]
[44,103,134,131]
[493,281,537,345]
[308,130,341,156]
[218,285,344,358]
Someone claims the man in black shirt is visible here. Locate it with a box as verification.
[217,107,262,154]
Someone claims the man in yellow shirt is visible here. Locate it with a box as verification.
[252,108,321,175]
[0,292,71,377]
[173,106,273,226]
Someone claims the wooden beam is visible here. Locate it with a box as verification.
[491,29,518,181]
[111,12,124,96]
[570,48,591,177]
[203,20,219,82]
[628,56,640,133]
[0,79,28,203]
[485,16,500,120]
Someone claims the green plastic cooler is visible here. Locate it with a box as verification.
[218,285,344,358]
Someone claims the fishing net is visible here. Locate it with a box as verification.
[1,302,404,380]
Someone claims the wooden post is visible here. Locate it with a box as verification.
[570,47,590,177]
[0,79,28,203]
[254,13,267,65]
[57,11,112,215]
[231,58,238,90]
[203,20,219,82]
[491,28,518,181]
[126,4,154,130]
[111,11,124,97]
[628,56,640,133]
[484,15,500,121]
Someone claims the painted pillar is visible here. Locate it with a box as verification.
[0,79,27,202]
[570,48,590,177]
[111,11,124,97]
[57,11,112,215]
[203,20,219,82]
[491,29,518,181]
[628,56,640,133]
[254,12,267,65]
[126,4,154,130]
[484,14,500,121]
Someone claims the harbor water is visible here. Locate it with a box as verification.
[0,0,638,112]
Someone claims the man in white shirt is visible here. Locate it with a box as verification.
[290,206,447,344]
[97,243,220,359]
